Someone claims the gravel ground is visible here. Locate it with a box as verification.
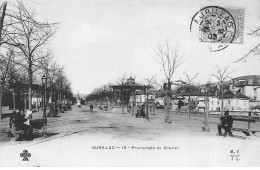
[1,105,260,166]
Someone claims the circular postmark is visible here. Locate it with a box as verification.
[190,6,236,51]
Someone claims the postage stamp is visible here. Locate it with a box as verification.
[190,6,244,51]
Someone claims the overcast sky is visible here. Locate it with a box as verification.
[14,0,260,94]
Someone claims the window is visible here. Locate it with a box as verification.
[244,101,247,106]
[217,101,219,105]
[228,100,231,105]
[211,101,213,105]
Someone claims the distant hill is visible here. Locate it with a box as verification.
[204,75,260,86]
[233,75,260,81]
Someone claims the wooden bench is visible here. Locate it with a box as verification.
[8,111,47,140]
[231,112,259,137]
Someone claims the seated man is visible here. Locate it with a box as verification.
[217,110,233,137]
[140,107,145,118]
[11,111,33,141]
[135,106,145,118]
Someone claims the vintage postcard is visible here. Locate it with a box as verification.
[0,0,260,167]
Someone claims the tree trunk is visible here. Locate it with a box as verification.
[0,83,3,119]
[221,83,224,115]
[54,90,58,116]
[202,96,210,131]
[146,92,149,120]
[43,82,47,123]
[165,96,170,123]
[121,88,124,114]
[36,96,38,112]
[12,89,16,111]
[28,67,33,111]
[152,102,155,115]
[131,95,134,116]
[50,86,53,117]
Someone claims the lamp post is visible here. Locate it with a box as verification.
[41,74,47,122]
[49,77,54,117]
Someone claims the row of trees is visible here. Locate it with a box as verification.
[85,83,113,102]
[85,74,160,103]
[0,1,73,118]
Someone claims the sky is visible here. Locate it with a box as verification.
[9,0,260,94]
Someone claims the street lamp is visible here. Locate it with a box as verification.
[41,74,47,122]
[49,76,54,117]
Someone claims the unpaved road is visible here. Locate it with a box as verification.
[1,106,260,166]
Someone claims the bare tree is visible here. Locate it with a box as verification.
[155,41,184,123]
[53,66,66,114]
[235,26,260,62]
[184,72,198,119]
[144,75,158,118]
[211,65,234,115]
[145,75,158,89]
[40,51,58,118]
[202,82,211,132]
[2,2,58,111]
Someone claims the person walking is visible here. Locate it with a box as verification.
[90,103,94,112]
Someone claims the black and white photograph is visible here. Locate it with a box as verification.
[0,0,260,167]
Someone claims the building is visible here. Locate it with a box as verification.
[196,91,250,112]
[110,77,151,113]
[32,93,42,108]
[231,75,260,109]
